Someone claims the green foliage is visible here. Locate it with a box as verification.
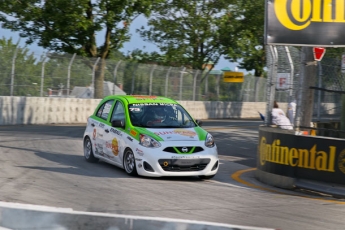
[137,0,235,70]
[221,0,266,77]
[0,37,42,96]
[0,0,161,98]
[323,48,345,59]
[0,0,159,57]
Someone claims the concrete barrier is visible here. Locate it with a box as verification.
[0,96,266,125]
[0,96,338,125]
[256,126,345,188]
[0,97,101,125]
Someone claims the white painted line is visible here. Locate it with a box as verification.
[0,201,276,230]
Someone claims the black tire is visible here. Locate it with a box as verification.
[123,148,137,176]
[199,174,215,180]
[84,137,98,163]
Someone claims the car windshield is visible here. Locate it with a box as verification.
[128,103,197,128]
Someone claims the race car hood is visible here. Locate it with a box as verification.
[146,128,201,141]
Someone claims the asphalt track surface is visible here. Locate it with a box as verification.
[1,120,345,230]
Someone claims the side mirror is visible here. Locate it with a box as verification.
[195,119,203,126]
[111,120,125,129]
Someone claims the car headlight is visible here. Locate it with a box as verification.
[205,133,215,148]
[139,134,161,148]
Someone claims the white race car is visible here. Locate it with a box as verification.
[83,95,219,179]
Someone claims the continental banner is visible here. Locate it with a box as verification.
[265,0,345,46]
[258,127,345,184]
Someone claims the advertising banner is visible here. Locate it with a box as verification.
[265,0,345,46]
[276,73,290,90]
[258,127,345,184]
[223,72,244,83]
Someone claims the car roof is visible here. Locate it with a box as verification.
[101,95,179,104]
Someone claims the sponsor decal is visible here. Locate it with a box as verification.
[95,144,105,156]
[132,103,159,106]
[97,133,103,138]
[99,123,105,128]
[136,148,144,156]
[154,129,197,137]
[110,128,122,136]
[127,136,133,142]
[259,137,336,172]
[132,103,175,106]
[171,155,200,159]
[92,128,97,140]
[135,158,142,162]
[132,95,157,100]
[130,130,137,137]
[173,129,196,137]
[274,0,345,31]
[105,138,119,156]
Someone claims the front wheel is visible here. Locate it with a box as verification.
[199,174,215,180]
[84,137,98,163]
[123,149,137,176]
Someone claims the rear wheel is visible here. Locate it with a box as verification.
[84,137,98,163]
[199,174,215,180]
[123,148,137,176]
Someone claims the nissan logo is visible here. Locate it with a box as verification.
[182,147,188,153]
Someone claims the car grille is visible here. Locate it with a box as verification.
[163,146,204,154]
[158,158,210,172]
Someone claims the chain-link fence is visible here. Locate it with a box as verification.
[0,46,275,102]
[266,45,344,137]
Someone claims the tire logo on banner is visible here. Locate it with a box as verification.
[337,149,345,174]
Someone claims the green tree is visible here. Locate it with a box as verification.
[222,0,266,77]
[137,0,235,71]
[0,37,42,96]
[0,0,160,98]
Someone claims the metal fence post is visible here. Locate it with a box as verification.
[67,53,76,97]
[92,57,100,98]
[216,74,220,101]
[285,46,295,102]
[193,70,199,101]
[113,60,122,95]
[149,64,156,96]
[131,64,138,95]
[179,67,186,100]
[317,61,322,121]
[205,72,209,97]
[40,55,47,97]
[265,45,278,126]
[10,47,19,96]
[165,67,172,97]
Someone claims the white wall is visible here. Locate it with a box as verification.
[1,96,337,125]
[0,97,266,125]
[0,97,101,125]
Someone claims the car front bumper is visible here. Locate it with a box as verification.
[134,141,219,177]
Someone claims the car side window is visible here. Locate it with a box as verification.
[96,100,114,120]
[111,101,125,122]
